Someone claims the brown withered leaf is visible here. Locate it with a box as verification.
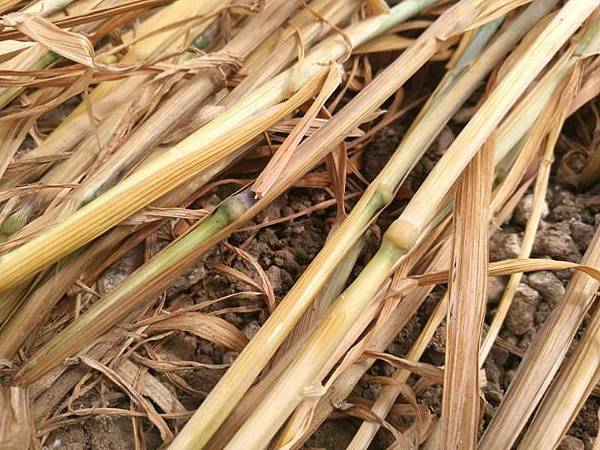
[148,313,248,352]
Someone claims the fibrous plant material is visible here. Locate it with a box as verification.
[479,226,600,450]
[0,0,233,347]
[1,0,600,448]
[279,225,454,449]
[440,122,491,450]
[47,0,301,212]
[219,1,598,447]
[224,0,361,106]
[0,0,436,293]
[0,385,32,449]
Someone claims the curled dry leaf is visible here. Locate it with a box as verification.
[224,242,276,313]
[2,13,98,69]
[80,355,174,444]
[252,63,342,197]
[115,359,186,414]
[148,312,248,352]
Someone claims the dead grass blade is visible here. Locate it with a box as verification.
[49,0,300,214]
[398,0,598,250]
[205,239,365,449]
[291,238,452,450]
[270,15,564,437]
[0,0,226,196]
[11,81,323,384]
[178,2,489,446]
[147,313,248,352]
[411,258,600,286]
[440,130,492,449]
[79,354,174,444]
[252,63,342,196]
[226,0,360,106]
[0,113,38,183]
[349,290,449,449]
[0,137,258,359]
[225,243,276,314]
[274,242,444,449]
[1,13,99,69]
[115,359,186,414]
[0,385,33,450]
[344,10,555,442]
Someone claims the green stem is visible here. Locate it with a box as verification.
[14,191,255,385]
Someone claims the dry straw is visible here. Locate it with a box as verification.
[518,287,600,449]
[0,0,356,356]
[440,122,492,450]
[13,4,444,448]
[0,0,435,293]
[8,0,440,379]
[479,228,600,449]
[1,1,599,449]
[220,1,598,447]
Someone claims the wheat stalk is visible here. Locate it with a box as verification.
[221,1,597,447]
[0,0,431,293]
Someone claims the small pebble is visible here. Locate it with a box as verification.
[527,271,565,304]
[514,193,549,226]
[242,320,261,340]
[505,283,541,335]
[487,276,507,304]
[489,232,522,261]
[558,435,585,450]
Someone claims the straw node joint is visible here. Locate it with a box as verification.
[221,190,256,221]
[383,219,419,254]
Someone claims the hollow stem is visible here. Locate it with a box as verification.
[14,191,255,385]
[224,227,417,449]
[0,0,435,293]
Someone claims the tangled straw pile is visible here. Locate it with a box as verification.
[0,0,599,448]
